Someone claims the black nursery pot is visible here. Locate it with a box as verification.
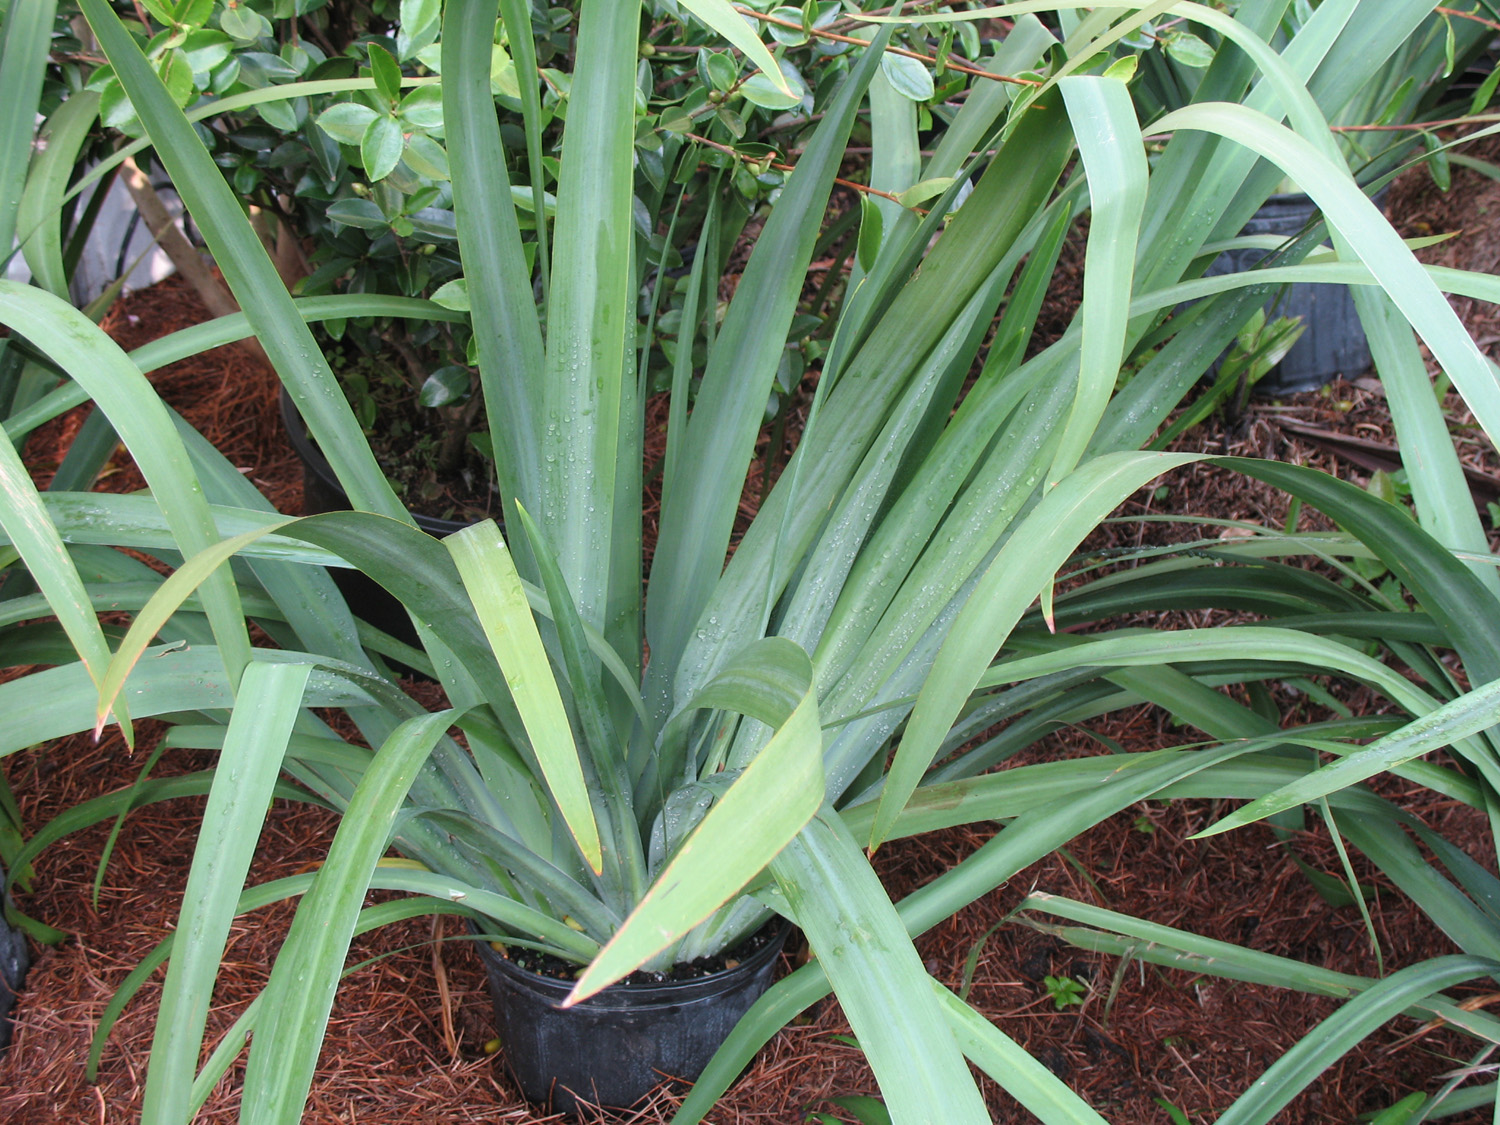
[0,861,29,1055]
[279,389,468,648]
[473,922,789,1115]
[1207,188,1389,396]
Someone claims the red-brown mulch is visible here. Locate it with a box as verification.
[5,140,1500,1123]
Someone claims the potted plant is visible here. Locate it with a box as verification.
[5,0,1500,1121]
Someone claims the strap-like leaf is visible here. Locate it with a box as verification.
[0,423,128,739]
[1048,75,1147,484]
[446,521,603,873]
[935,981,1110,1124]
[17,92,101,296]
[141,662,310,1125]
[0,282,252,697]
[768,813,991,1123]
[874,452,1201,849]
[78,0,405,519]
[0,0,56,258]
[240,709,463,1123]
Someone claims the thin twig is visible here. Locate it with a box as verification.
[1437,5,1500,33]
[680,131,921,210]
[732,5,1043,88]
[1332,113,1500,132]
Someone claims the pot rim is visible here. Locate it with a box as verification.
[469,917,791,1008]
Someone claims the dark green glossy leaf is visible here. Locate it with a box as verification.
[360,115,404,181]
[368,42,403,105]
[418,365,470,406]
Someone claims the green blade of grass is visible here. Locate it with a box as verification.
[512,504,643,902]
[446,520,603,874]
[140,661,310,1125]
[498,0,549,299]
[1018,892,1500,1042]
[0,645,382,759]
[770,812,992,1123]
[1218,457,1500,687]
[239,709,463,1123]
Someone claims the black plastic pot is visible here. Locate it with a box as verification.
[279,388,470,648]
[473,922,789,1114]
[0,862,29,1055]
[1207,188,1388,396]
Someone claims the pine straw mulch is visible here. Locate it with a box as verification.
[6,145,1500,1123]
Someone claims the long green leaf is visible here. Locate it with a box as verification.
[1353,286,1499,594]
[0,0,56,259]
[141,662,310,1125]
[1199,677,1500,838]
[446,520,602,873]
[78,0,404,518]
[770,813,992,1123]
[0,282,252,698]
[1049,75,1147,484]
[17,91,101,297]
[240,708,461,1123]
[6,293,464,443]
[0,424,125,736]
[934,982,1109,1125]
[95,521,294,735]
[645,20,894,724]
[874,452,1201,848]
[513,504,643,903]
[443,0,543,522]
[1216,957,1500,1125]
[1154,100,1500,450]
[536,0,640,632]
[1217,457,1500,688]
[1018,893,1500,1042]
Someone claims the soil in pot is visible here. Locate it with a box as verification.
[280,387,495,652]
[473,920,790,1115]
[313,336,501,527]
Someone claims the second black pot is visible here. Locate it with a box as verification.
[473,921,789,1115]
[1206,189,1388,396]
[0,861,29,1055]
